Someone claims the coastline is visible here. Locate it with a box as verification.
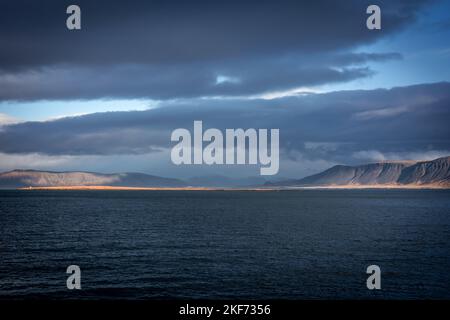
[17,186,273,191]
[16,184,450,191]
[281,184,450,190]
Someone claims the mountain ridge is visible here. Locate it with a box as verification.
[268,156,450,188]
[0,169,187,188]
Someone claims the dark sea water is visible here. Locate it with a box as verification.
[0,189,449,300]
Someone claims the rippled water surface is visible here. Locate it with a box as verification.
[1,189,449,299]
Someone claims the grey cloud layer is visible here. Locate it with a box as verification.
[1,82,449,164]
[0,0,426,100]
[0,53,399,101]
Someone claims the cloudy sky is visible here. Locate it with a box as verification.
[0,0,449,178]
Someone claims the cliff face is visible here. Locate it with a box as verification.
[272,157,450,187]
[0,170,187,188]
[397,157,450,186]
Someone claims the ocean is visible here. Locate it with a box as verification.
[1,189,449,299]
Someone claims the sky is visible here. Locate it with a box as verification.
[0,0,449,179]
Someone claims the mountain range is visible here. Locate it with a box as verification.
[0,170,187,189]
[267,156,450,188]
[0,156,449,189]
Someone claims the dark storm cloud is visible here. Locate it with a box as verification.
[1,82,449,163]
[0,53,393,100]
[0,0,422,69]
[0,0,427,100]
